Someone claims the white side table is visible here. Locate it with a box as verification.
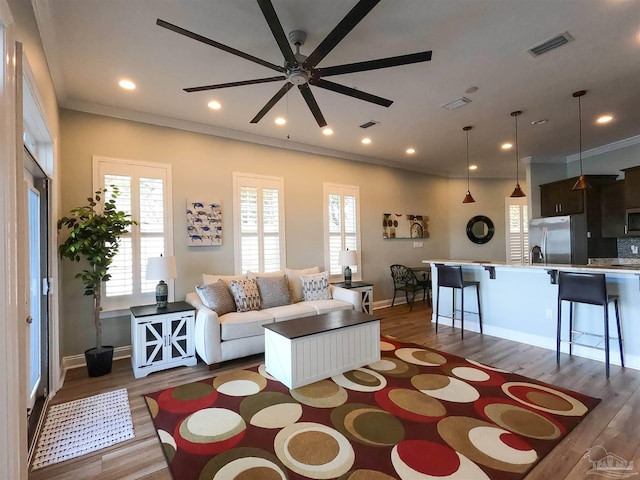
[332,281,374,314]
[130,301,196,378]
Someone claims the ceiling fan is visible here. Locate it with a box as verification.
[157,0,432,128]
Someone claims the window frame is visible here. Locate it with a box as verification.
[232,172,286,274]
[505,196,529,263]
[323,183,362,282]
[92,156,173,313]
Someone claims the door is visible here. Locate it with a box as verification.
[24,149,49,449]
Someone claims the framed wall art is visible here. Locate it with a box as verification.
[186,200,222,246]
[383,213,429,239]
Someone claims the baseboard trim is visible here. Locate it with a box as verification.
[62,345,132,372]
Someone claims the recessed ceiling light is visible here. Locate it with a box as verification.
[531,119,548,125]
[275,117,286,125]
[406,148,416,154]
[322,127,334,135]
[469,165,478,170]
[118,79,136,90]
[207,100,221,110]
[361,137,372,145]
[501,143,513,150]
[597,115,613,124]
[465,86,478,94]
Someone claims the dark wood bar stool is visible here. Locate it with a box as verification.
[434,264,483,339]
[556,271,624,378]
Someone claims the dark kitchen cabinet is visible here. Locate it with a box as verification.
[539,175,618,259]
[622,166,640,208]
[601,180,625,238]
[540,178,584,216]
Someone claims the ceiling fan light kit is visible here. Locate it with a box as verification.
[157,0,432,128]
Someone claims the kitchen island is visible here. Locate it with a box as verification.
[424,260,640,370]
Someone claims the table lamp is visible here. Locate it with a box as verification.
[146,255,177,309]
[338,250,357,285]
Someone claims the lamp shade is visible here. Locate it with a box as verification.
[146,255,177,281]
[338,250,357,266]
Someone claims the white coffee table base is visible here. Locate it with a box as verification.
[264,317,380,389]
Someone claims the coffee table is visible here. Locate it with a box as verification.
[263,309,381,388]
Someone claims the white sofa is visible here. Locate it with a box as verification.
[185,269,361,365]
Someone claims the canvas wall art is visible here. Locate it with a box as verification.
[186,200,222,246]
[383,213,429,239]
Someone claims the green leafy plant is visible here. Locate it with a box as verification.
[57,186,136,350]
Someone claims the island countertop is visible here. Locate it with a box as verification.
[422,259,640,372]
[422,259,640,275]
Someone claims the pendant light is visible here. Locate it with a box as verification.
[462,126,475,203]
[572,90,589,190]
[509,110,526,198]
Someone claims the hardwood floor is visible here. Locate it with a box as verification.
[29,302,640,479]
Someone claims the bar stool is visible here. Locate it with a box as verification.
[556,271,624,378]
[434,264,483,339]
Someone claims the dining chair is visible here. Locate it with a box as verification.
[390,264,430,311]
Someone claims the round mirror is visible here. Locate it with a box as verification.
[466,215,495,244]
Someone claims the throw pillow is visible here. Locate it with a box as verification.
[256,275,291,309]
[195,280,236,316]
[285,266,321,303]
[229,278,262,312]
[300,271,331,301]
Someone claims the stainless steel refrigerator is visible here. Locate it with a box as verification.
[529,215,588,265]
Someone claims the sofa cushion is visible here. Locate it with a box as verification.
[300,299,353,314]
[195,280,236,316]
[286,266,320,302]
[203,273,247,290]
[247,270,285,279]
[255,275,291,309]
[301,271,331,301]
[230,279,262,312]
[263,303,317,322]
[219,310,275,341]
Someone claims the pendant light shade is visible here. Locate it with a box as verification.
[572,90,590,191]
[462,126,476,203]
[509,110,526,198]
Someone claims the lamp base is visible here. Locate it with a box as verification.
[155,280,168,309]
[343,266,352,286]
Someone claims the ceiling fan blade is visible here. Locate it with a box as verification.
[250,82,294,124]
[298,84,327,127]
[317,51,432,77]
[256,0,298,68]
[157,18,286,73]
[303,0,380,69]
[311,78,392,107]
[184,76,286,93]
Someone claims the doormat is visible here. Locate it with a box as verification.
[144,337,600,479]
[31,388,134,470]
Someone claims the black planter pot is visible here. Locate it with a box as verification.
[85,346,114,377]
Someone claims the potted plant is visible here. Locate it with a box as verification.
[57,186,136,377]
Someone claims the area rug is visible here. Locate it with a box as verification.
[31,388,135,470]
[144,337,600,480]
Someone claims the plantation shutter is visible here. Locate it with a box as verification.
[506,197,529,263]
[234,173,285,274]
[324,184,361,279]
[94,157,173,311]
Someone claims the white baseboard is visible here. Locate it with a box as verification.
[62,345,132,372]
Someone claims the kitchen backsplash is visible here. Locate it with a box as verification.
[618,237,640,258]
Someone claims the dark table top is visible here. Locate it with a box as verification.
[263,309,379,340]
[130,301,194,317]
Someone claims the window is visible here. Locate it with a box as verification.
[233,173,285,274]
[324,183,361,280]
[93,157,173,311]
[505,196,529,263]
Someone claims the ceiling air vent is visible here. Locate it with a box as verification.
[527,31,574,57]
[441,97,471,110]
[359,120,379,129]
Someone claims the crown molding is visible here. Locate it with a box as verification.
[566,134,640,163]
[32,0,68,100]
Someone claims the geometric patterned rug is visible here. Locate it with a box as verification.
[144,337,600,480]
[31,388,135,470]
